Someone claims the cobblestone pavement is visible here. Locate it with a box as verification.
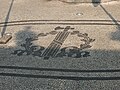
[0,0,120,90]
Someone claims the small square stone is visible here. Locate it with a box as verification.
[0,34,12,44]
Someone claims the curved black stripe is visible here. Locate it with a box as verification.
[0,19,120,24]
[0,73,120,80]
[0,22,118,27]
[0,66,120,73]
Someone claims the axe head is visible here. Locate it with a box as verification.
[55,26,74,30]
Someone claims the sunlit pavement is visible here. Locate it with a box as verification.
[0,0,120,90]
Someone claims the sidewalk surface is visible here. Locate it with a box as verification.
[0,0,120,90]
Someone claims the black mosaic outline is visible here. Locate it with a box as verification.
[12,26,95,59]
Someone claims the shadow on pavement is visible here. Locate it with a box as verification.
[0,49,120,80]
[12,26,94,59]
[0,26,120,80]
[1,0,14,37]
[100,5,120,41]
[92,0,101,7]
